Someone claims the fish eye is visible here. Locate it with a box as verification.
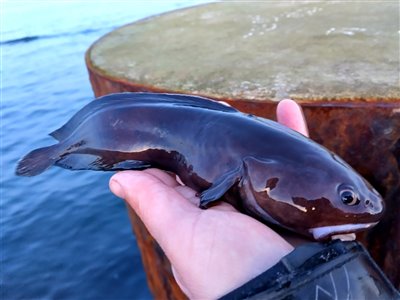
[340,189,360,206]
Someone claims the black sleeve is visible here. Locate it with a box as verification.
[220,240,400,300]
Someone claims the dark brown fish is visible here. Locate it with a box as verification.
[16,92,384,240]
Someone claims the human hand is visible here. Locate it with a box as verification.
[109,99,309,299]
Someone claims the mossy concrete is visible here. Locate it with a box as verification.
[90,1,399,101]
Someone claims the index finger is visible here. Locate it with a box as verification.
[277,99,309,137]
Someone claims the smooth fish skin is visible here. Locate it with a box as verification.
[16,92,384,240]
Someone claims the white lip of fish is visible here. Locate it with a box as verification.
[309,222,379,240]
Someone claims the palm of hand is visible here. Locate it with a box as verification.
[119,169,293,299]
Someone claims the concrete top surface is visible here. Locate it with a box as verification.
[89,1,400,101]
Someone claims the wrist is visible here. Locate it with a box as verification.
[174,241,294,300]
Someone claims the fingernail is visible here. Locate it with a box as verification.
[110,178,126,199]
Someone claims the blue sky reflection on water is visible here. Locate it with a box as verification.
[1,1,208,299]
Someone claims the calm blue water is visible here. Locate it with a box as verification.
[1,2,208,299]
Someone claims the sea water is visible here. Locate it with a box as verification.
[1,1,208,299]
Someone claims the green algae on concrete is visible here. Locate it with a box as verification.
[89,1,400,101]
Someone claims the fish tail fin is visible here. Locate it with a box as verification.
[16,144,61,176]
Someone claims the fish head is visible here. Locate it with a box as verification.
[241,154,384,240]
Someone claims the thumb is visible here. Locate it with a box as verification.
[109,170,198,247]
[109,173,127,199]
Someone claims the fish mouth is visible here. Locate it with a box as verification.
[309,222,379,240]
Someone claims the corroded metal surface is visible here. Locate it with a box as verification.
[126,205,187,300]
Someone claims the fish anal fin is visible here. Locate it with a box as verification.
[199,166,243,208]
[106,159,151,170]
[55,147,152,171]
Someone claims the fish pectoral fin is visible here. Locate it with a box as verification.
[199,166,242,208]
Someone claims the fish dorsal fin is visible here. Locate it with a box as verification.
[138,93,238,112]
[49,92,238,141]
